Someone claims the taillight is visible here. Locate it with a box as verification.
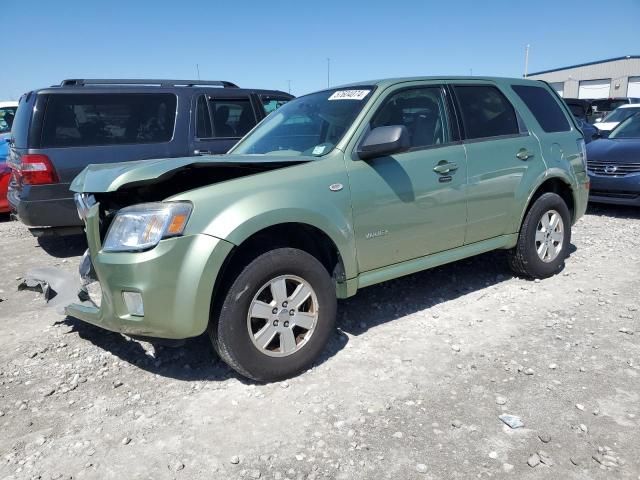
[14,154,59,185]
[576,139,587,171]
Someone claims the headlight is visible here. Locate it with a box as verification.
[103,202,192,252]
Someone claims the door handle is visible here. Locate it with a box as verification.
[433,162,458,174]
[516,149,534,161]
[194,149,212,156]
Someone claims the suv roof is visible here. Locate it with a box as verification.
[336,75,544,90]
[59,79,240,88]
[29,79,289,97]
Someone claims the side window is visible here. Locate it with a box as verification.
[208,97,256,137]
[196,95,212,138]
[371,87,450,149]
[260,96,291,115]
[453,85,520,140]
[512,85,570,133]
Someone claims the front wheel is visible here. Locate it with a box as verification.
[210,248,337,382]
[508,192,571,279]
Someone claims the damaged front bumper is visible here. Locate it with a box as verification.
[65,203,234,339]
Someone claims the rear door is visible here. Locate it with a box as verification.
[190,93,258,155]
[450,82,545,244]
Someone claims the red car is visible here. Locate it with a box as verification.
[0,101,18,213]
[0,161,10,213]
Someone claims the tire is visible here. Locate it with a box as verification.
[210,248,337,382]
[508,192,571,279]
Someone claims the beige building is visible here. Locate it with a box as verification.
[527,55,640,99]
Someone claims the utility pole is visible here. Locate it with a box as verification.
[196,64,201,80]
[327,58,330,88]
[524,44,530,78]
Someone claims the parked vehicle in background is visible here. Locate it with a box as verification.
[7,79,293,235]
[593,104,640,135]
[0,101,18,214]
[0,101,18,139]
[0,154,10,214]
[562,98,598,142]
[591,97,640,123]
[67,77,589,382]
[587,112,640,206]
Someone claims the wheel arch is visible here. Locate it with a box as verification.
[208,222,351,330]
[518,173,577,231]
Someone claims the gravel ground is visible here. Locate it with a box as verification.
[0,205,639,480]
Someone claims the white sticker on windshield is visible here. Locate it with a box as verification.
[328,89,370,101]
[312,145,327,155]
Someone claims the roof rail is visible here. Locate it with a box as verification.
[60,79,239,88]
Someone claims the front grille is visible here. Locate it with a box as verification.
[587,161,640,177]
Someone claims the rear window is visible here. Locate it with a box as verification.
[11,95,32,148]
[566,103,586,118]
[512,85,571,133]
[41,93,177,147]
[454,85,520,140]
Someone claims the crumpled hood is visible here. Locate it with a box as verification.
[586,138,640,163]
[70,154,309,193]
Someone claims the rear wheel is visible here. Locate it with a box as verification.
[508,192,571,279]
[210,248,336,382]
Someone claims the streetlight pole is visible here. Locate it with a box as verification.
[524,44,530,78]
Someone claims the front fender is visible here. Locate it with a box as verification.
[170,154,358,280]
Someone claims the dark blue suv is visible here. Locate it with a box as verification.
[8,79,292,236]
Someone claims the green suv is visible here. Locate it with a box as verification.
[67,77,590,381]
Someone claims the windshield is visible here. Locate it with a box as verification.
[609,113,640,139]
[231,87,374,156]
[0,106,17,134]
[602,107,639,124]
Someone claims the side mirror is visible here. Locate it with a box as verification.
[357,125,410,160]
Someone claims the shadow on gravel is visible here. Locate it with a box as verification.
[59,315,348,384]
[37,234,88,258]
[587,203,640,220]
[59,241,578,382]
[0,213,11,222]
[336,247,573,337]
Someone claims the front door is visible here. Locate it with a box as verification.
[347,84,468,273]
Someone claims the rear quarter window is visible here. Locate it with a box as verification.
[41,93,177,147]
[512,85,570,133]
